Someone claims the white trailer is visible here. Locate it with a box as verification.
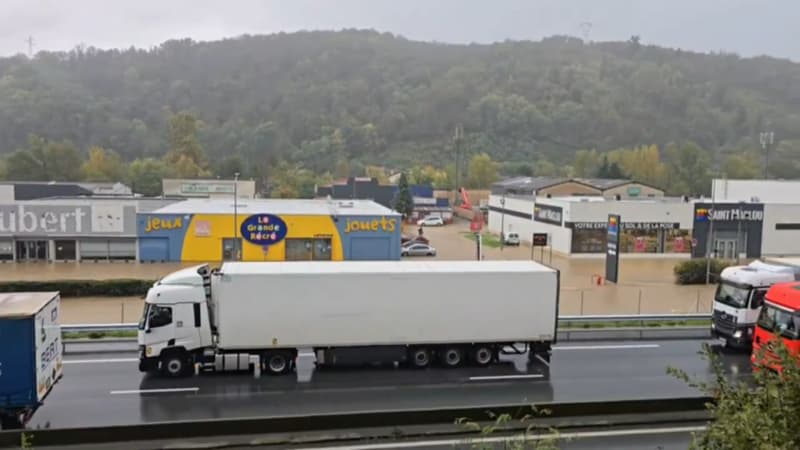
[138,261,559,377]
[712,260,800,349]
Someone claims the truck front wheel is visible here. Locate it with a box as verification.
[160,352,191,378]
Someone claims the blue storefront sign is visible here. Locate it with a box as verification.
[241,214,288,246]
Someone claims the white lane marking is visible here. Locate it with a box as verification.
[468,374,545,381]
[110,387,199,395]
[555,344,660,351]
[290,425,705,450]
[64,358,139,364]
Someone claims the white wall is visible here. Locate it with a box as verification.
[487,195,572,254]
[566,199,694,229]
[762,203,800,256]
[713,179,799,203]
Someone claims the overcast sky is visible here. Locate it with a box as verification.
[2,0,797,60]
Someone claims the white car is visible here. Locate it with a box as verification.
[417,216,445,227]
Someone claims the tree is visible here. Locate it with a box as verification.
[3,135,82,181]
[364,165,390,184]
[466,153,498,188]
[670,342,800,449]
[573,149,601,177]
[596,155,626,179]
[82,146,127,181]
[393,172,413,218]
[128,158,166,196]
[723,153,761,179]
[664,142,712,196]
[163,112,211,178]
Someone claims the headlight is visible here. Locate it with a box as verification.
[733,330,742,338]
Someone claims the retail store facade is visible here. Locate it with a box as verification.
[137,199,402,262]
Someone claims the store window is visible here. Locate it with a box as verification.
[222,238,242,261]
[664,229,691,254]
[54,240,77,260]
[0,240,12,261]
[571,228,606,253]
[285,238,332,261]
[620,229,659,253]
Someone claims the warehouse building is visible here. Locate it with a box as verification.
[490,177,665,199]
[162,178,256,199]
[137,198,402,262]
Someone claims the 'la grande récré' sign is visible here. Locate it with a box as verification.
[241,214,288,246]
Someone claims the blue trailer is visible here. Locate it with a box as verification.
[0,292,62,429]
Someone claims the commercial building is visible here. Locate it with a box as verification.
[488,195,693,257]
[488,185,800,259]
[315,177,452,222]
[491,177,665,199]
[0,198,174,262]
[137,198,402,262]
[162,178,256,199]
[0,181,134,201]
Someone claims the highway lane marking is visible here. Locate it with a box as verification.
[110,387,200,395]
[555,344,660,351]
[64,358,139,364]
[468,374,544,381]
[290,425,705,450]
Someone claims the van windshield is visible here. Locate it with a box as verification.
[757,304,800,340]
[715,281,751,308]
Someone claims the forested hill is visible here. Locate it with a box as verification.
[1,29,800,174]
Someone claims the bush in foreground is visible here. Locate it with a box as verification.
[673,259,733,285]
[669,342,800,449]
[0,279,155,297]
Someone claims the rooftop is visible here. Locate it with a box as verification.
[220,260,555,275]
[149,198,397,216]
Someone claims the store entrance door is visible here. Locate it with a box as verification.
[222,238,242,261]
[714,238,737,260]
[16,240,48,261]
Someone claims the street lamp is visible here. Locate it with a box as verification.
[233,172,240,261]
[760,131,774,179]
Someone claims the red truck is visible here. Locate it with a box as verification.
[751,282,800,372]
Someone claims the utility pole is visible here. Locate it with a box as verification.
[760,131,774,179]
[25,36,34,58]
[233,173,240,261]
[453,124,463,207]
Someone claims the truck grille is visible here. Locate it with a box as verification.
[712,309,737,336]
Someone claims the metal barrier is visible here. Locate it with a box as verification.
[62,314,712,334]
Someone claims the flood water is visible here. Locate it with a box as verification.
[8,220,718,323]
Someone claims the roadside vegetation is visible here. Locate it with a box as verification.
[0,279,154,297]
[674,259,733,285]
[461,232,503,249]
[670,342,800,449]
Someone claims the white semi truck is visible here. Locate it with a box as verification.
[712,259,800,348]
[138,260,560,377]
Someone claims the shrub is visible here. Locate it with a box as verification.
[673,259,733,285]
[0,279,156,297]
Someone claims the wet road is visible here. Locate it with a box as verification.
[29,339,749,430]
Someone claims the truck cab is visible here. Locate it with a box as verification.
[712,261,800,349]
[751,282,800,372]
[138,265,213,376]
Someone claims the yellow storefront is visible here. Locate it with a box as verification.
[137,199,402,262]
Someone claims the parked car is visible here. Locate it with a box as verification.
[401,243,437,257]
[401,234,430,245]
[417,216,445,227]
[504,232,521,246]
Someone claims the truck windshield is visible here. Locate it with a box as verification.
[757,304,800,340]
[138,304,150,330]
[715,281,751,308]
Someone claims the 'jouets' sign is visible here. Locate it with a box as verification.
[241,214,288,246]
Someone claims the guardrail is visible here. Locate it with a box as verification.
[62,313,712,334]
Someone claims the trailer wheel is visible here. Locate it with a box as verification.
[160,352,190,378]
[264,351,292,375]
[440,347,464,368]
[471,345,495,367]
[409,347,432,369]
[0,412,23,430]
